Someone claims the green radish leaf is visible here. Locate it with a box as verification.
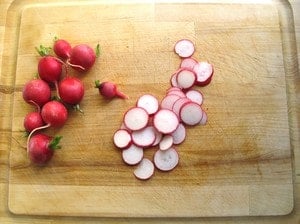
[95,44,100,57]
[36,45,52,56]
[49,136,63,150]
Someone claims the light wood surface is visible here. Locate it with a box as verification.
[1,0,300,223]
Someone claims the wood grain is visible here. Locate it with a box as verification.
[0,0,299,222]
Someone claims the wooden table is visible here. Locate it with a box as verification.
[1,0,299,223]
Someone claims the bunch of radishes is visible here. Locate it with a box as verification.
[22,38,99,165]
[113,39,214,180]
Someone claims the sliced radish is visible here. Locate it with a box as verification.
[153,109,179,134]
[174,39,195,58]
[167,90,186,98]
[180,102,203,126]
[136,94,159,115]
[185,89,203,105]
[151,127,163,146]
[131,126,156,147]
[180,57,198,70]
[170,72,179,87]
[124,107,149,131]
[160,94,181,110]
[154,147,179,171]
[176,69,196,89]
[199,110,208,125]
[193,61,214,86]
[172,97,191,117]
[113,129,132,149]
[159,134,173,151]
[171,123,186,145]
[166,87,181,93]
[133,158,154,180]
[122,144,143,165]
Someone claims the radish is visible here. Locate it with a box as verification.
[95,80,128,100]
[154,147,179,171]
[172,97,191,118]
[171,123,186,145]
[23,112,45,133]
[193,61,214,86]
[68,44,97,71]
[40,100,68,128]
[151,127,163,147]
[174,39,195,58]
[122,144,143,165]
[185,89,203,105]
[53,39,72,60]
[28,133,62,165]
[167,90,186,98]
[159,135,173,151]
[170,72,179,87]
[123,107,149,131]
[131,126,156,147]
[160,94,181,110]
[136,94,159,115]
[180,102,203,126]
[199,110,208,125]
[176,69,196,89]
[38,56,62,84]
[153,109,179,134]
[133,158,154,180]
[22,79,51,108]
[113,129,132,149]
[180,57,198,70]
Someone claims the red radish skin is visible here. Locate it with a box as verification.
[180,102,203,126]
[95,80,128,100]
[68,44,96,71]
[154,147,179,171]
[122,144,144,165]
[153,109,179,134]
[22,79,51,108]
[28,134,62,165]
[134,158,154,180]
[23,112,45,133]
[171,123,186,145]
[136,94,159,115]
[124,107,149,131]
[54,39,72,59]
[58,76,85,105]
[159,135,173,151]
[113,129,132,149]
[174,39,195,58]
[38,56,62,83]
[131,126,156,147]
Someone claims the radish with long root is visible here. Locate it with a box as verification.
[23,112,45,133]
[95,80,128,100]
[68,44,98,71]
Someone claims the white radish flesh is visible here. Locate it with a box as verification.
[174,39,195,58]
[154,147,179,171]
[113,129,132,149]
[193,61,213,86]
[176,69,196,89]
[124,107,149,131]
[180,102,203,126]
[185,89,203,105]
[159,135,173,151]
[136,94,159,115]
[153,109,179,134]
[160,94,181,110]
[171,123,186,145]
[172,97,191,117]
[131,126,156,147]
[180,57,198,70]
[122,144,143,165]
[133,158,154,180]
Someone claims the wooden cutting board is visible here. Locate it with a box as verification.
[6,0,296,217]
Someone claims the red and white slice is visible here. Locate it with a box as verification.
[133,158,154,180]
[113,129,132,149]
[180,102,203,126]
[172,97,191,117]
[153,109,179,134]
[136,94,159,115]
[171,123,186,145]
[193,61,214,86]
[199,110,208,125]
[180,57,198,70]
[154,147,179,171]
[185,89,203,105]
[174,39,195,58]
[131,126,156,147]
[176,69,196,90]
[159,135,173,151]
[160,94,181,110]
[151,127,163,146]
[170,72,179,87]
[167,90,186,98]
[122,144,144,165]
[124,107,149,131]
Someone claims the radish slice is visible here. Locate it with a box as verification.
[180,57,198,70]
[185,89,203,105]
[174,39,195,58]
[171,123,186,145]
[151,127,163,146]
[136,94,159,115]
[180,102,203,126]
[170,72,179,87]
[167,90,186,98]
[160,94,181,110]
[172,97,191,117]
[124,107,149,131]
[176,69,196,89]
[153,109,179,134]
[113,129,132,149]
[199,110,208,125]
[166,87,181,93]
[131,126,156,147]
[133,158,154,180]
[193,61,214,86]
[159,135,173,150]
[122,144,143,165]
[154,147,179,171]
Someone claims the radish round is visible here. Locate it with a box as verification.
[133,158,154,180]
[124,107,149,131]
[167,90,186,98]
[41,100,68,127]
[122,144,143,165]
[170,72,179,87]
[172,97,191,117]
[199,110,208,125]
[131,126,156,147]
[113,129,132,149]
[136,94,159,115]
[154,147,179,171]
[174,39,195,58]
[159,135,173,151]
[160,94,181,110]
[193,61,214,86]
[23,112,45,133]
[180,102,203,126]
[171,123,186,145]
[185,89,203,105]
[22,79,51,107]
[153,109,179,134]
[176,69,196,90]
[180,57,198,70]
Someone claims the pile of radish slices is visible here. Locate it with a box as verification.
[113,39,214,180]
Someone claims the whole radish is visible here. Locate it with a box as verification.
[38,56,62,83]
[28,133,62,165]
[41,100,68,128]
[68,44,97,71]
[22,79,51,108]
[53,39,72,60]
[58,76,84,110]
[23,111,45,133]
[95,80,128,99]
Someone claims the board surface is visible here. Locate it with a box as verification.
[7,1,294,217]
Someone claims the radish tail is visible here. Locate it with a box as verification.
[116,90,129,99]
[28,100,41,113]
[66,59,85,71]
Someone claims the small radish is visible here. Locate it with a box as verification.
[193,61,214,86]
[122,144,144,165]
[176,69,196,89]
[154,147,179,171]
[180,102,203,126]
[174,39,195,58]
[153,109,179,134]
[38,56,63,84]
[113,129,132,149]
[131,126,156,147]
[123,107,149,131]
[185,89,203,105]
[23,112,45,133]
[133,158,154,180]
[22,79,51,108]
[68,44,97,71]
[171,123,186,145]
[95,80,128,100]
[159,135,173,151]
[40,100,68,128]
[28,133,62,165]
[136,94,159,115]
[53,39,72,60]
